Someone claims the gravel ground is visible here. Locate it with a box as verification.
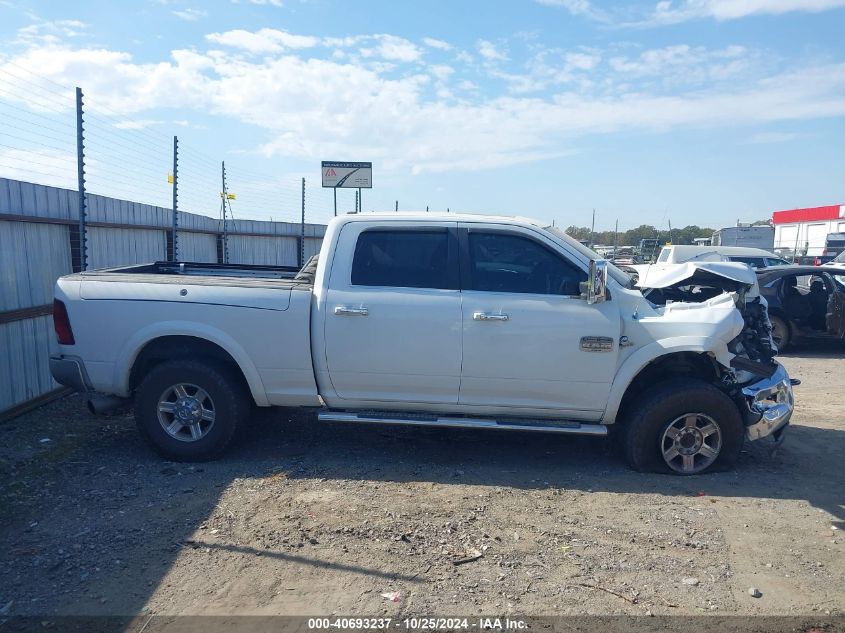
[0,344,843,619]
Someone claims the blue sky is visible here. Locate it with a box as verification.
[1,0,844,229]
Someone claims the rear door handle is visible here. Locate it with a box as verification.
[334,306,369,317]
[473,311,509,322]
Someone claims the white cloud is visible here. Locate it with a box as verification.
[746,131,800,143]
[609,44,748,81]
[16,19,88,45]
[206,28,319,53]
[243,0,283,5]
[113,119,164,129]
[428,64,454,81]
[477,40,508,62]
[4,31,845,176]
[533,0,608,20]
[650,0,845,24]
[490,49,601,94]
[172,8,207,21]
[422,37,452,51]
[360,35,422,62]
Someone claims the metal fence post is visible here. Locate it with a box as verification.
[299,177,305,268]
[75,87,88,271]
[221,161,229,264]
[171,135,179,261]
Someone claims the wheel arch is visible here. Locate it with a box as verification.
[116,324,267,405]
[604,343,725,424]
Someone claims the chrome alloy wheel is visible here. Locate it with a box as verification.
[157,383,215,442]
[660,413,722,474]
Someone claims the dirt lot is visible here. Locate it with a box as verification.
[0,344,843,620]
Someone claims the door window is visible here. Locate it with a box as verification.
[728,256,765,269]
[467,232,586,295]
[351,229,455,289]
[766,258,790,267]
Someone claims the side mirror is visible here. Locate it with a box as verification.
[587,259,608,304]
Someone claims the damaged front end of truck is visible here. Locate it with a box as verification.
[631,261,795,444]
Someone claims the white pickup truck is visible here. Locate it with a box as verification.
[50,213,795,475]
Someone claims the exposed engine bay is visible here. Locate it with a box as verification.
[627,262,778,378]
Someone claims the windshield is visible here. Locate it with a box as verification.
[835,251,845,263]
[543,226,634,288]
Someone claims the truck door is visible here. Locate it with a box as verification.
[322,222,462,404]
[457,224,621,418]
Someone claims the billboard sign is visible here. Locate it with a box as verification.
[321,161,372,189]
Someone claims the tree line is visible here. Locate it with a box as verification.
[564,224,715,246]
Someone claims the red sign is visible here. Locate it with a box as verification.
[772,204,843,224]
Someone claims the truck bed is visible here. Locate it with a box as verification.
[105,261,302,279]
[65,260,317,289]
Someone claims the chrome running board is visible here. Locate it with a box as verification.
[317,411,608,436]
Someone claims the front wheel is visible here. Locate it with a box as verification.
[135,359,250,461]
[623,379,743,475]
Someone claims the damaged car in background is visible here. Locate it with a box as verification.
[50,214,795,475]
[756,266,845,350]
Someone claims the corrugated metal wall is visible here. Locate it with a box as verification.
[0,220,72,311]
[0,177,326,415]
[178,233,217,262]
[87,227,167,269]
[0,316,55,411]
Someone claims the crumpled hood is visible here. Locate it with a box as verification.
[634,261,758,290]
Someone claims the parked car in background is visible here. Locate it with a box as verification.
[828,250,845,271]
[756,266,845,350]
[654,245,790,269]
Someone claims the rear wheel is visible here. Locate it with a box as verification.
[770,314,791,351]
[624,379,743,475]
[135,359,249,461]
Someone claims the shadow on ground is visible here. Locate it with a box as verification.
[0,352,843,618]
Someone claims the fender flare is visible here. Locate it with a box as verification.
[603,336,732,423]
[112,321,269,406]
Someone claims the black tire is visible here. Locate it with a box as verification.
[135,359,249,461]
[769,314,791,351]
[623,378,743,475]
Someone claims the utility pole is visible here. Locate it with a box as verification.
[613,219,619,259]
[395,200,398,212]
[590,208,596,248]
[333,187,337,217]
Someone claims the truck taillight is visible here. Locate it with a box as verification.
[53,299,75,345]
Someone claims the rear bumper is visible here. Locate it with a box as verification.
[49,356,92,393]
[741,362,794,441]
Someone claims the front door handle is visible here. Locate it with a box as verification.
[334,306,369,317]
[473,311,509,322]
